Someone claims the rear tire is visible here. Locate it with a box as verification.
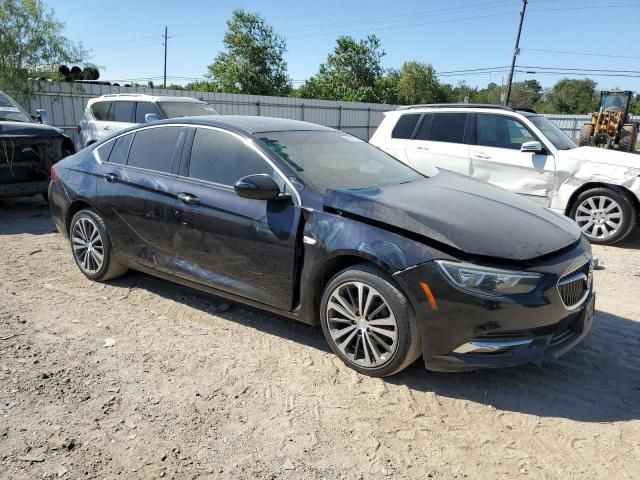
[569,187,636,245]
[69,209,127,281]
[618,124,637,152]
[578,124,594,147]
[320,264,421,377]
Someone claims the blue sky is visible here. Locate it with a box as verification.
[48,0,640,92]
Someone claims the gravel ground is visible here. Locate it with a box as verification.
[1,197,639,480]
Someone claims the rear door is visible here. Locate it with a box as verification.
[86,101,112,145]
[469,113,556,206]
[169,126,300,310]
[95,125,186,270]
[405,112,471,175]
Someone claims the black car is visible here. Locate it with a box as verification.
[48,116,595,376]
[1,90,75,199]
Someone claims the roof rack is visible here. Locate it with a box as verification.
[395,103,516,111]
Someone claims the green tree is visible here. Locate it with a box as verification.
[375,68,401,104]
[205,9,291,95]
[0,0,87,96]
[396,61,448,105]
[539,78,597,114]
[297,35,385,102]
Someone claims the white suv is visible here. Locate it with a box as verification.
[77,94,218,149]
[371,104,640,245]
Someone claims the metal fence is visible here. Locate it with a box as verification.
[21,82,394,144]
[18,82,640,145]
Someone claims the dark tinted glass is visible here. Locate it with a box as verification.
[91,102,112,121]
[430,113,467,144]
[107,134,133,164]
[135,102,159,123]
[112,101,134,123]
[414,114,432,140]
[476,115,535,149]
[189,128,272,185]
[391,114,420,139]
[95,139,115,162]
[128,127,182,173]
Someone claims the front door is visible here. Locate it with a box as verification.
[405,113,471,176]
[170,127,300,311]
[469,113,556,207]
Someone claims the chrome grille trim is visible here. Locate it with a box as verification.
[557,260,593,310]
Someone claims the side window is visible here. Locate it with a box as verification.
[91,102,112,121]
[107,133,133,165]
[391,114,421,139]
[430,113,467,144]
[135,102,158,123]
[189,128,273,186]
[127,127,183,173]
[95,139,115,162]
[477,115,536,150]
[112,101,135,123]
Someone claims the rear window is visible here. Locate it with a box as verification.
[127,126,182,173]
[135,102,159,123]
[91,102,112,121]
[391,114,420,139]
[95,140,115,162]
[430,113,467,144]
[107,134,133,164]
[112,101,135,123]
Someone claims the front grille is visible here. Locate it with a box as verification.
[557,260,592,309]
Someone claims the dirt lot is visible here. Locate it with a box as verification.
[1,197,639,480]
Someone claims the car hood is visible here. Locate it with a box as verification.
[323,170,581,262]
[0,121,65,138]
[556,146,640,169]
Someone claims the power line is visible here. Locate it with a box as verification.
[521,47,640,60]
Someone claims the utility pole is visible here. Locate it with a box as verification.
[505,0,528,105]
[163,26,168,88]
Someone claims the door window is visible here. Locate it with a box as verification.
[91,102,112,121]
[477,115,536,150]
[429,113,467,144]
[112,101,135,123]
[95,139,115,162]
[391,114,421,139]
[107,133,133,164]
[127,127,183,173]
[188,128,274,186]
[135,102,159,123]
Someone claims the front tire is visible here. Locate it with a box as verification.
[578,124,594,147]
[320,264,421,377]
[69,209,128,281]
[569,188,636,244]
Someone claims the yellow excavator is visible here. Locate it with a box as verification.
[578,90,638,152]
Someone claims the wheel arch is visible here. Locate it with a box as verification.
[564,181,640,219]
[65,199,96,235]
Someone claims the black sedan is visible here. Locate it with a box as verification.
[49,116,595,376]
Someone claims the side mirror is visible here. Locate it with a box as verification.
[144,113,161,123]
[234,174,289,201]
[35,109,51,125]
[521,141,543,153]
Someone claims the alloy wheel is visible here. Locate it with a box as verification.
[71,217,105,275]
[326,281,398,368]
[574,195,623,240]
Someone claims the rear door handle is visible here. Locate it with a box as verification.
[177,193,200,205]
[103,173,118,183]
[473,152,490,159]
[103,125,111,131]
[416,146,429,151]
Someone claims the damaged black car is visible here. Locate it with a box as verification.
[1,90,74,200]
[48,116,595,376]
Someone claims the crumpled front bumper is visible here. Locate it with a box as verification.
[393,247,595,372]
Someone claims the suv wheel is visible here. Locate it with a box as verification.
[569,187,636,244]
[70,209,128,281]
[320,264,421,377]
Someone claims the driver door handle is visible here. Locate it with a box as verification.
[103,173,118,183]
[415,145,429,151]
[103,125,111,131]
[473,152,490,159]
[177,192,200,205]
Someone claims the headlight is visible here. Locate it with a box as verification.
[436,260,542,296]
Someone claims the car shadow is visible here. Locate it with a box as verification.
[0,197,56,235]
[612,227,640,249]
[110,271,639,424]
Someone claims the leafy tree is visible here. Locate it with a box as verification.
[396,61,448,105]
[297,35,385,102]
[539,78,597,114]
[0,0,87,97]
[205,9,291,96]
[375,68,400,104]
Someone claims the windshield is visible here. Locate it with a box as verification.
[600,93,628,112]
[259,130,423,194]
[528,115,577,151]
[157,102,218,118]
[0,92,32,123]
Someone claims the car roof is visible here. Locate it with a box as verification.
[150,115,336,134]
[390,104,536,116]
[88,94,206,104]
